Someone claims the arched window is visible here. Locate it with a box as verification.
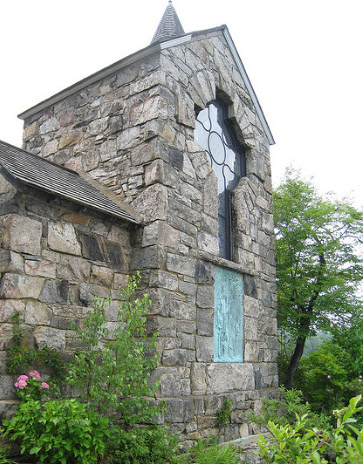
[195,101,246,260]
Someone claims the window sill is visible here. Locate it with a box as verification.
[197,250,257,277]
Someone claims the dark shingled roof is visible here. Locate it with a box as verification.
[151,0,185,44]
[0,140,139,224]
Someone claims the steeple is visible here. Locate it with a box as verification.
[151,0,185,44]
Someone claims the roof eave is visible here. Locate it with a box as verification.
[0,139,141,225]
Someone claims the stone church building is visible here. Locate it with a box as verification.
[0,1,278,441]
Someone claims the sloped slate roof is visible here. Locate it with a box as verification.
[0,140,139,224]
[151,0,185,44]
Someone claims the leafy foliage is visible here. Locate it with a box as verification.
[258,414,326,463]
[13,370,50,402]
[257,395,363,463]
[248,387,329,431]
[104,425,179,464]
[179,438,239,464]
[2,274,178,464]
[331,315,363,379]
[3,398,109,464]
[299,343,349,411]
[0,439,10,464]
[6,312,64,379]
[216,397,233,427]
[286,339,363,416]
[274,170,363,387]
[66,272,159,426]
[65,272,178,463]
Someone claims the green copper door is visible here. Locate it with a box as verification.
[214,266,244,362]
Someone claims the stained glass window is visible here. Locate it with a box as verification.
[195,101,246,260]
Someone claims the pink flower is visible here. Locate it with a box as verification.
[14,382,19,388]
[17,375,29,383]
[359,379,362,383]
[18,380,27,390]
[40,382,49,390]
[29,370,41,380]
[327,375,331,379]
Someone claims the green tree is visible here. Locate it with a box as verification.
[299,341,349,412]
[66,272,159,426]
[274,171,363,389]
[332,314,363,379]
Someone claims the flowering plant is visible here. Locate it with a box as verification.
[14,370,49,401]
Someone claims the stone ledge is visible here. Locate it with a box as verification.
[197,251,257,277]
[0,399,19,405]
[231,432,269,446]
[226,434,270,464]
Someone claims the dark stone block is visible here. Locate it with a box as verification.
[109,116,123,135]
[58,279,69,302]
[244,275,257,298]
[25,199,54,219]
[163,349,188,366]
[262,290,272,307]
[50,316,73,330]
[145,316,159,337]
[254,367,262,390]
[197,309,213,336]
[106,241,126,271]
[0,250,10,272]
[78,284,94,307]
[40,279,69,304]
[195,260,213,283]
[0,201,19,215]
[169,147,183,170]
[164,399,193,423]
[224,424,240,441]
[79,233,104,261]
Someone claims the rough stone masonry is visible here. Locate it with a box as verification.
[0,22,278,443]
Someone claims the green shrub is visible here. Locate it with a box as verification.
[66,272,179,462]
[180,439,239,464]
[66,272,159,425]
[257,395,363,464]
[216,397,233,427]
[257,414,328,463]
[299,342,350,412]
[280,338,363,416]
[3,273,179,464]
[249,387,329,431]
[0,439,10,464]
[6,312,64,379]
[104,425,179,464]
[3,398,109,464]
[12,370,50,402]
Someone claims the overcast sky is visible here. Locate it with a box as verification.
[1,0,362,207]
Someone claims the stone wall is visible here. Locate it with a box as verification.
[0,171,132,419]
[19,27,278,441]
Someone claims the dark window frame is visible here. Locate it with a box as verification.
[195,101,246,261]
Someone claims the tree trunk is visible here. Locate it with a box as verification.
[284,335,307,389]
[283,254,325,389]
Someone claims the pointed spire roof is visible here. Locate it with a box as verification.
[151,0,185,44]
